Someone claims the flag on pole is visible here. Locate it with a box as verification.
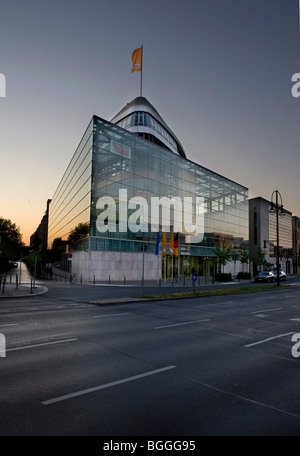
[155,230,160,256]
[174,233,179,257]
[169,232,174,256]
[162,232,166,257]
[131,47,142,73]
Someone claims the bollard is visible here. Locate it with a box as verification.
[109,275,110,284]
[30,278,33,294]
[2,276,6,293]
[124,276,126,285]
[94,275,95,285]
[10,273,12,283]
[65,274,67,283]
[159,278,161,287]
[16,274,18,290]
[80,274,82,284]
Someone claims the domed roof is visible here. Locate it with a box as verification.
[110,96,186,158]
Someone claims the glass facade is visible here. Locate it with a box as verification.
[90,116,248,251]
[47,120,93,248]
[115,111,178,152]
[48,115,249,262]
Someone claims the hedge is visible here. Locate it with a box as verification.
[214,273,233,282]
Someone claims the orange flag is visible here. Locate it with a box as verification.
[169,232,174,256]
[131,47,142,73]
[162,232,166,257]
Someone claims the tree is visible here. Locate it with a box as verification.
[251,246,266,274]
[52,237,67,251]
[238,246,251,272]
[214,239,233,273]
[67,222,90,245]
[0,217,23,261]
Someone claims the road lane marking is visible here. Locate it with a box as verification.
[42,365,176,405]
[6,338,78,352]
[154,319,210,329]
[244,332,294,348]
[93,313,129,318]
[189,378,300,419]
[251,308,282,314]
[0,323,19,328]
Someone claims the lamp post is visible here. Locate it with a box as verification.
[269,190,285,287]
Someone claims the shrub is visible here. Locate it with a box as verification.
[214,273,232,282]
[236,272,252,280]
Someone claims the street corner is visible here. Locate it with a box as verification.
[0,283,48,298]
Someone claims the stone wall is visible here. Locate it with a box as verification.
[71,250,161,282]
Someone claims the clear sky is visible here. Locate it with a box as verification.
[1,0,299,245]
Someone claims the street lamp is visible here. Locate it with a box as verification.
[269,190,285,287]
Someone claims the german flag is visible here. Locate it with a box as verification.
[169,232,174,256]
[174,233,179,257]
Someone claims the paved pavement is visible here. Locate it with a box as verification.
[1,263,299,302]
[0,275,290,302]
[0,282,48,298]
[0,274,253,300]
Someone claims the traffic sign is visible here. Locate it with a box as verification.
[192,272,197,282]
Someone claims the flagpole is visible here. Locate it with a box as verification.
[157,239,160,285]
[178,233,180,278]
[140,45,143,97]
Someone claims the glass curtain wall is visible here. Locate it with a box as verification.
[90,116,249,251]
[47,119,93,248]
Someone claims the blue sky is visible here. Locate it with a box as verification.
[0,0,299,244]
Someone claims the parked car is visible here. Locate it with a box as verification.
[273,270,287,281]
[255,271,275,283]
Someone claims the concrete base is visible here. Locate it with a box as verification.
[71,250,161,282]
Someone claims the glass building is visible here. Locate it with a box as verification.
[47,97,249,281]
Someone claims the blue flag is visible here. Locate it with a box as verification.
[155,230,160,255]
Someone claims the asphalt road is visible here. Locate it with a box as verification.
[1,280,300,437]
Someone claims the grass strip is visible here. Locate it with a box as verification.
[140,284,291,300]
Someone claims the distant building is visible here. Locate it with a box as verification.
[30,199,51,251]
[292,216,300,274]
[249,197,293,275]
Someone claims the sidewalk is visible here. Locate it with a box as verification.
[0,277,252,300]
[0,282,48,298]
